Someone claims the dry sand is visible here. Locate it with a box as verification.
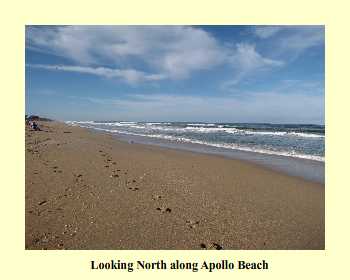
[25,121,324,250]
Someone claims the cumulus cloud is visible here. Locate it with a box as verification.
[278,26,324,54]
[26,26,285,85]
[26,25,323,87]
[254,26,283,38]
[26,26,225,80]
[222,43,284,87]
[27,64,166,84]
[253,25,324,57]
[219,26,324,88]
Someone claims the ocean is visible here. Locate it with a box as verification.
[66,121,325,183]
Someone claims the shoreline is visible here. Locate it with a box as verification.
[26,121,324,249]
[76,124,324,184]
[114,132,325,184]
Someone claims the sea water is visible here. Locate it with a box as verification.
[66,121,325,183]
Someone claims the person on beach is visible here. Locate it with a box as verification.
[31,121,41,131]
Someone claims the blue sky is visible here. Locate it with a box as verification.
[25,25,324,123]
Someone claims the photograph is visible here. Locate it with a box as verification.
[25,25,325,250]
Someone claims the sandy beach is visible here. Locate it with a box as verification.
[25,121,324,250]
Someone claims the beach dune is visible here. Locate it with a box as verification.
[25,121,324,250]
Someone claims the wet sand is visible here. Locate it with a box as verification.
[25,121,324,249]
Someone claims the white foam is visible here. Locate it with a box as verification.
[123,123,324,138]
[67,122,324,162]
[236,130,324,138]
[147,126,240,134]
[288,132,325,138]
[145,122,171,126]
[187,123,216,127]
[67,121,324,139]
[95,122,137,127]
[81,127,325,162]
[66,121,96,125]
[149,133,325,162]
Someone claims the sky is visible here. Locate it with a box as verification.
[25,25,325,124]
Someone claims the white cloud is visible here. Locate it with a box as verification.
[26,26,282,85]
[26,26,225,80]
[253,26,324,57]
[278,26,324,54]
[254,26,282,38]
[26,26,321,86]
[27,64,166,84]
[223,43,284,87]
[230,43,284,70]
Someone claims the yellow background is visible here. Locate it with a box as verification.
[1,0,349,278]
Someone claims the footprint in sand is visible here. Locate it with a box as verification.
[52,166,63,173]
[38,200,47,206]
[99,150,108,157]
[186,220,200,229]
[152,195,162,200]
[200,242,223,250]
[156,207,172,213]
[212,243,223,250]
[74,174,83,183]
